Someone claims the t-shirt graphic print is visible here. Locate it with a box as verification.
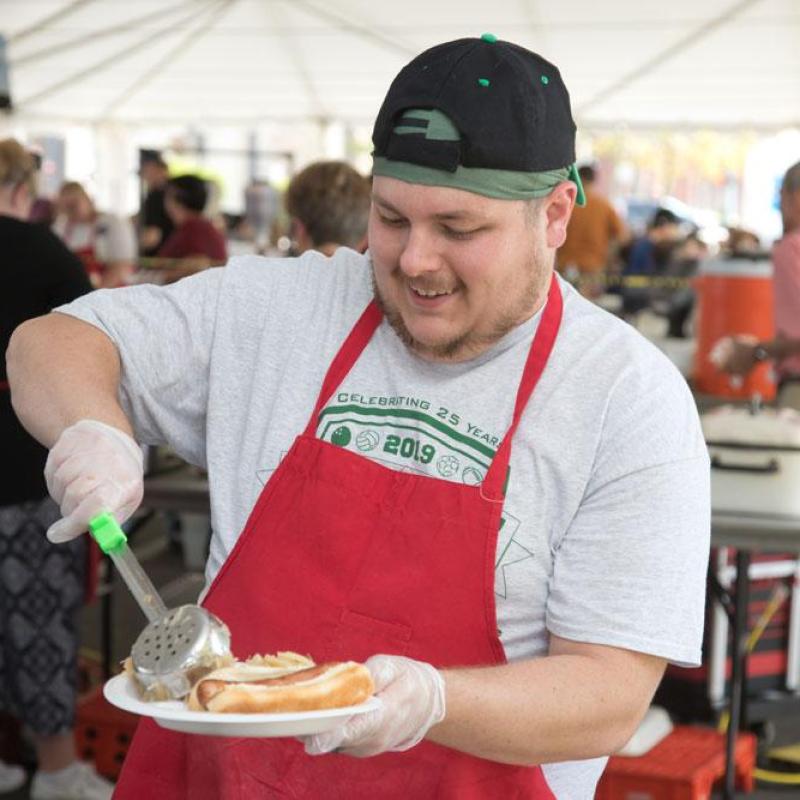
[316,390,530,604]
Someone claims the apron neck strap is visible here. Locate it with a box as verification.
[304,301,383,436]
[481,275,563,501]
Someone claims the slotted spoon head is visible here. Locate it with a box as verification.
[130,604,231,700]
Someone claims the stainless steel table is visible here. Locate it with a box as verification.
[711,511,800,798]
[713,512,800,553]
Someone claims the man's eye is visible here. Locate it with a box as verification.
[443,227,479,240]
[379,214,405,227]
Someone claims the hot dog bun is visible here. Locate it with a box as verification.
[187,656,374,713]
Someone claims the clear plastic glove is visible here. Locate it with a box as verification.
[303,654,446,758]
[44,420,144,543]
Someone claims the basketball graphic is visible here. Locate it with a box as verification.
[462,466,484,486]
[356,430,380,451]
[436,454,460,477]
[331,425,352,447]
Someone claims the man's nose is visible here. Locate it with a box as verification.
[398,228,441,277]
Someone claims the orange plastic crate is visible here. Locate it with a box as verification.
[596,726,756,800]
[75,685,139,780]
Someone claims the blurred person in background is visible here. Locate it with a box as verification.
[25,150,56,227]
[136,151,173,257]
[620,208,683,322]
[654,233,709,339]
[714,161,800,406]
[285,160,371,255]
[556,164,627,297]
[28,149,56,228]
[158,174,227,266]
[53,181,136,289]
[28,196,55,227]
[0,139,113,800]
[724,226,762,256]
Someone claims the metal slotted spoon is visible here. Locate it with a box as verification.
[89,513,231,700]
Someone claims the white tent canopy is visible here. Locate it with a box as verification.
[3,0,799,131]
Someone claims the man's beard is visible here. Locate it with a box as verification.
[369,250,551,362]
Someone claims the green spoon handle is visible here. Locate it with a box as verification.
[89,513,168,623]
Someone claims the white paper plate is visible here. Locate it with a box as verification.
[103,673,380,738]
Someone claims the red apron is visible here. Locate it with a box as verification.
[114,278,563,800]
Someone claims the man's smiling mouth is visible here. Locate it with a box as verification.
[409,285,456,298]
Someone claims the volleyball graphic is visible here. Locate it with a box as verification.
[331,425,352,447]
[356,430,380,451]
[436,454,460,477]
[462,467,484,486]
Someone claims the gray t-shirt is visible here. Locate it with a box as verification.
[58,248,710,798]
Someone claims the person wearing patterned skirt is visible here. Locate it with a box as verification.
[0,138,113,799]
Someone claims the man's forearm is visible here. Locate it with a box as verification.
[7,312,133,447]
[427,645,665,766]
[765,336,800,361]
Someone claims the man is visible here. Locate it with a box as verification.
[714,161,800,407]
[620,208,684,321]
[284,160,371,255]
[8,35,709,799]
[158,174,227,263]
[137,150,174,256]
[556,164,627,296]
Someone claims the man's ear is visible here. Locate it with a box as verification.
[544,181,577,249]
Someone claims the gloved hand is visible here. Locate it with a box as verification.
[44,420,144,543]
[304,654,446,758]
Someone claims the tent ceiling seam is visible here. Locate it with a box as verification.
[15,0,222,110]
[290,0,418,58]
[7,0,96,46]
[12,0,205,69]
[575,0,765,117]
[272,0,325,121]
[101,0,238,119]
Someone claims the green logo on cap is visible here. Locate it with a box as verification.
[393,109,461,142]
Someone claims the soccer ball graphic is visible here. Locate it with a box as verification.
[436,454,460,477]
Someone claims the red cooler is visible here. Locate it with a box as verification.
[693,257,775,401]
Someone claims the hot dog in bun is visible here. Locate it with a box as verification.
[188,653,374,713]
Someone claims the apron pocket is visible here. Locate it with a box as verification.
[325,608,412,662]
[233,739,303,797]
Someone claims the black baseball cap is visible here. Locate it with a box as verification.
[372,34,584,205]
